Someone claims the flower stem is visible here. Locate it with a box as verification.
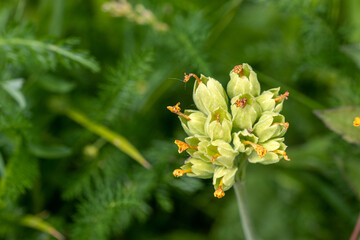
[234,181,256,240]
[234,158,256,240]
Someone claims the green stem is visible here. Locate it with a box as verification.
[234,158,256,240]
[234,181,256,240]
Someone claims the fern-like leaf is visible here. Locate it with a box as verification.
[71,182,149,240]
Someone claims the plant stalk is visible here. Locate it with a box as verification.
[234,158,256,240]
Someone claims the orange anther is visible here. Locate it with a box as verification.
[233,65,244,77]
[234,98,247,108]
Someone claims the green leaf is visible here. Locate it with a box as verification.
[170,177,204,193]
[0,38,100,72]
[0,152,5,178]
[1,78,26,109]
[38,75,75,93]
[28,143,71,159]
[346,160,360,198]
[65,107,151,169]
[0,144,39,202]
[20,215,64,240]
[71,183,149,240]
[341,44,360,69]
[155,187,173,212]
[314,106,360,145]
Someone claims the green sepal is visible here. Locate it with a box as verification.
[232,129,259,155]
[253,112,287,142]
[248,138,286,164]
[181,158,215,179]
[227,63,261,99]
[256,87,286,113]
[179,110,207,136]
[193,75,228,115]
[184,135,210,160]
[203,139,238,168]
[213,166,238,191]
[205,107,232,143]
[231,93,262,131]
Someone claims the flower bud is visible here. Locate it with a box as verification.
[256,88,289,113]
[227,64,261,99]
[248,138,288,164]
[231,93,261,131]
[179,110,207,136]
[192,75,228,115]
[253,112,288,142]
[204,107,232,143]
[182,158,215,179]
[199,139,238,168]
[213,166,238,191]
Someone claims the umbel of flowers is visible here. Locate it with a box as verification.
[168,64,290,199]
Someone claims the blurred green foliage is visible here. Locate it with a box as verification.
[0,0,360,239]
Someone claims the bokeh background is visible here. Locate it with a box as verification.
[1,0,360,239]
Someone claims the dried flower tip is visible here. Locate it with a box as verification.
[353,117,360,127]
[184,73,201,84]
[167,102,190,120]
[273,150,290,161]
[214,178,225,199]
[233,65,244,77]
[167,102,180,113]
[234,98,247,108]
[174,140,198,153]
[211,154,221,163]
[254,146,267,158]
[214,188,225,198]
[274,91,289,103]
[272,122,289,130]
[243,140,267,158]
[173,168,192,177]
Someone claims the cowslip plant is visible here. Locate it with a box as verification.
[168,64,290,197]
[168,64,290,239]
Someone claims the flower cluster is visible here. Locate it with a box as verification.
[168,64,290,198]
